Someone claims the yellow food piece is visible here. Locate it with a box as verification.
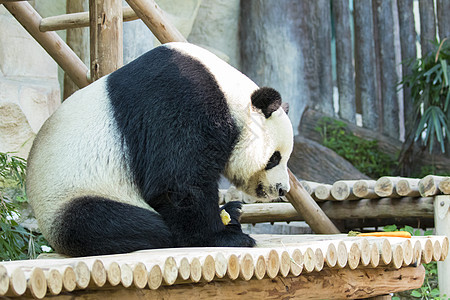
[220,209,231,225]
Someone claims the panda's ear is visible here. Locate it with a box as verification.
[251,87,282,118]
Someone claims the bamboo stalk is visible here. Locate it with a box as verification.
[3,2,90,88]
[40,6,138,31]
[124,0,186,43]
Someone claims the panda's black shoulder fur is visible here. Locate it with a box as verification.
[106,45,239,213]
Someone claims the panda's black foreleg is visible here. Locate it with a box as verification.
[154,192,255,248]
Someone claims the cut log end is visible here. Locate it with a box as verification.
[266,250,280,278]
[46,269,63,295]
[132,262,148,289]
[289,249,303,276]
[28,268,47,299]
[147,264,162,290]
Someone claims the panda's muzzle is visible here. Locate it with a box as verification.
[276,183,288,197]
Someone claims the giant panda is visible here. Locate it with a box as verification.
[26,42,294,257]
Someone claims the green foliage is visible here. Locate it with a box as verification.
[0,152,52,261]
[315,117,396,178]
[401,39,450,153]
[384,225,442,300]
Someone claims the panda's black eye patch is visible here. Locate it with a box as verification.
[265,151,281,170]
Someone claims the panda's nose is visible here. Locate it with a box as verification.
[279,188,287,197]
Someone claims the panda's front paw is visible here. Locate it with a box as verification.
[214,230,256,247]
[220,201,242,225]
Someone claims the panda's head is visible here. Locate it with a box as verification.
[224,87,294,201]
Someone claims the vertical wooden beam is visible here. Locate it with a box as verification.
[397,0,417,135]
[64,0,90,99]
[354,0,379,130]
[374,0,399,140]
[331,0,356,124]
[89,0,123,81]
[434,195,450,298]
[3,1,90,88]
[418,0,436,57]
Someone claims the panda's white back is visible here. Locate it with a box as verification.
[26,77,149,243]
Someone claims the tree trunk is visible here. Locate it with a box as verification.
[418,0,436,57]
[63,0,89,100]
[354,0,379,130]
[436,0,450,41]
[374,0,399,140]
[288,135,370,184]
[331,0,356,124]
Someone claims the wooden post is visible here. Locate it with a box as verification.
[124,0,186,44]
[3,1,90,88]
[331,0,356,123]
[89,0,123,81]
[434,195,450,298]
[285,169,340,234]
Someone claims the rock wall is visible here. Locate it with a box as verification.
[0,5,60,159]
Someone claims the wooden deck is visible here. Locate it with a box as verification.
[0,234,447,299]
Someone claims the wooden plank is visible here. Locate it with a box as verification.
[10,266,425,300]
[354,0,379,129]
[285,169,340,234]
[124,0,186,44]
[418,0,436,57]
[374,0,399,139]
[240,197,434,224]
[40,6,138,32]
[331,0,356,123]
[89,0,123,81]
[3,1,90,88]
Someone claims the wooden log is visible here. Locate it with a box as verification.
[396,178,421,197]
[119,263,133,288]
[226,254,239,281]
[213,253,227,279]
[45,269,62,296]
[342,241,361,270]
[418,0,436,57]
[357,238,371,266]
[40,6,138,31]
[0,265,9,296]
[374,0,399,139]
[132,262,147,289]
[189,257,202,283]
[413,240,422,265]
[416,238,433,264]
[390,244,404,269]
[74,262,90,289]
[89,0,123,81]
[200,255,215,282]
[353,180,378,199]
[419,175,447,197]
[375,177,403,197]
[314,184,334,201]
[7,268,26,297]
[26,268,47,299]
[435,196,450,297]
[332,0,356,123]
[90,260,106,287]
[241,197,434,224]
[147,264,162,290]
[105,262,121,287]
[331,180,360,200]
[34,266,425,300]
[438,177,450,194]
[289,249,303,276]
[265,249,280,278]
[313,248,324,272]
[3,2,90,88]
[354,0,379,129]
[238,253,254,281]
[162,257,177,285]
[253,254,266,280]
[370,243,381,268]
[279,251,291,277]
[285,169,340,234]
[302,248,316,273]
[124,0,186,44]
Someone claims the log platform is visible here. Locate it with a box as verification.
[0,234,447,299]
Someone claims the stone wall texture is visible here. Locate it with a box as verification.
[0,6,60,159]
